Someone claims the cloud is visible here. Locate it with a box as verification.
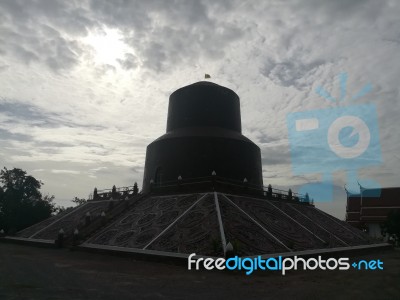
[0,1,89,71]
[261,144,291,166]
[51,169,81,174]
[0,101,59,125]
[1,0,247,73]
[261,59,326,88]
[117,53,137,70]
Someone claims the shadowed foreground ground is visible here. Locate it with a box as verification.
[0,243,399,300]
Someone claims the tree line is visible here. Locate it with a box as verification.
[0,167,57,234]
[0,167,140,235]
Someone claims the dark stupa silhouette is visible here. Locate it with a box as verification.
[7,81,386,258]
[142,81,263,192]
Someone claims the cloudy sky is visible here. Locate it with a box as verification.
[0,0,399,218]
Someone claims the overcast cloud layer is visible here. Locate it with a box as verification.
[0,0,399,218]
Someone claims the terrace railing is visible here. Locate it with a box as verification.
[90,176,313,205]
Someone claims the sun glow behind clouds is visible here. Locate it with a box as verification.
[84,27,129,66]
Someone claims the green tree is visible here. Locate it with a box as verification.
[382,210,400,243]
[0,167,56,234]
[133,182,139,195]
[267,184,272,198]
[111,185,118,198]
[304,193,310,203]
[288,188,293,200]
[72,197,87,206]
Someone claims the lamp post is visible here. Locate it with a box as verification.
[73,228,79,246]
[101,211,106,225]
[358,181,365,225]
[243,177,248,193]
[177,175,182,189]
[85,212,91,226]
[57,229,64,248]
[211,170,216,190]
[225,241,234,258]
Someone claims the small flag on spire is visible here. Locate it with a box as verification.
[205,74,211,79]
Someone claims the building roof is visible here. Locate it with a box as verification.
[346,186,400,225]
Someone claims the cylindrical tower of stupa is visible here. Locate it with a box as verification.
[142,81,263,192]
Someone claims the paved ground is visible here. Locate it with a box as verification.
[0,243,399,300]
